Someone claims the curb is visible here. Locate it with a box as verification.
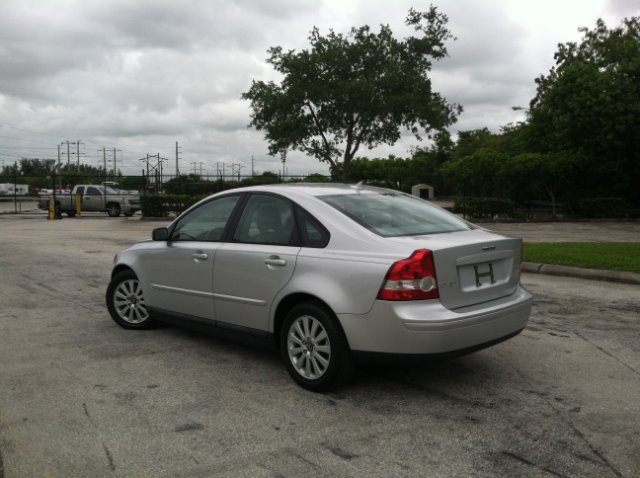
[522,261,640,285]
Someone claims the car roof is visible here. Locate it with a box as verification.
[231,183,400,198]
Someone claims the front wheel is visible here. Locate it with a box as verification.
[107,204,121,217]
[106,270,155,329]
[280,302,355,392]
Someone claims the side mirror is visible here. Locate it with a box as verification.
[152,227,169,241]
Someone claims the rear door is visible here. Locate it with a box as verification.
[213,193,299,331]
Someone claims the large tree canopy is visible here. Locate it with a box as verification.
[242,6,461,180]
[528,17,640,203]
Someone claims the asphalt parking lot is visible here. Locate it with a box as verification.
[0,215,638,477]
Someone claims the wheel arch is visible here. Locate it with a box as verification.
[111,264,135,279]
[273,293,343,349]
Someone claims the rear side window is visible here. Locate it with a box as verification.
[321,191,472,237]
[296,207,329,248]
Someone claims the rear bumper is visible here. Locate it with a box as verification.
[337,285,533,355]
[352,328,524,365]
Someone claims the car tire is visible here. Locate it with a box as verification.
[106,270,155,329]
[280,302,355,392]
[107,204,121,217]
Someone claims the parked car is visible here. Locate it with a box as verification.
[106,184,533,391]
[38,184,140,217]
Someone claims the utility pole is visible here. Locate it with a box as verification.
[280,150,287,180]
[217,162,226,180]
[190,162,204,176]
[99,147,107,172]
[231,163,244,181]
[61,141,75,166]
[100,148,107,198]
[112,148,122,175]
[175,141,181,176]
[76,140,84,171]
[60,141,84,170]
[57,145,62,190]
[139,153,168,192]
[251,155,255,177]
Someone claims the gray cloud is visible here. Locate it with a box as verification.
[605,0,640,17]
[0,0,634,175]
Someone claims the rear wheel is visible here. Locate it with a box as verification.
[106,270,154,329]
[280,302,355,392]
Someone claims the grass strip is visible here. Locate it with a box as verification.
[523,242,640,273]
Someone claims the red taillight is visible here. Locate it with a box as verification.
[378,249,439,301]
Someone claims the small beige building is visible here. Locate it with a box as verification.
[411,184,434,200]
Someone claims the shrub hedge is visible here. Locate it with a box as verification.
[453,197,516,218]
[140,194,206,217]
[574,197,630,218]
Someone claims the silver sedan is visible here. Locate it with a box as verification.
[106,184,533,391]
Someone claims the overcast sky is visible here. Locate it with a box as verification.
[1,0,638,177]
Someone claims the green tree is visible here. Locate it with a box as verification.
[452,128,504,160]
[240,171,281,186]
[18,158,55,176]
[528,17,640,205]
[441,149,507,199]
[242,6,461,181]
[504,152,582,216]
[303,173,330,182]
[118,175,147,192]
[3,159,56,189]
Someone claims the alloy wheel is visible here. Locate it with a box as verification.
[113,278,149,324]
[287,314,332,379]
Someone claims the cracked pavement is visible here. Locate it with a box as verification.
[0,216,638,477]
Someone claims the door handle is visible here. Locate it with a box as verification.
[192,253,208,261]
[264,257,286,267]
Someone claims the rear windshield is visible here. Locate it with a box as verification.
[321,191,472,237]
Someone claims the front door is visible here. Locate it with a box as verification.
[142,194,242,320]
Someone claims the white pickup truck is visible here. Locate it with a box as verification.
[38,184,141,217]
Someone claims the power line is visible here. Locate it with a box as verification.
[0,145,58,150]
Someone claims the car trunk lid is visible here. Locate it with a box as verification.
[387,229,522,310]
